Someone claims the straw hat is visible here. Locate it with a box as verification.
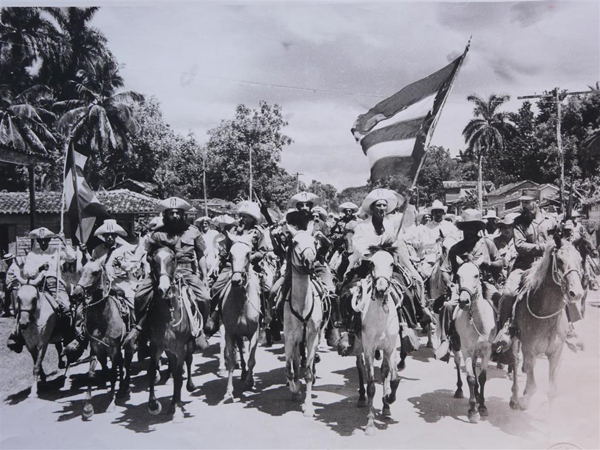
[28,227,57,240]
[148,216,163,231]
[312,206,328,221]
[237,201,263,224]
[195,216,211,225]
[212,215,236,231]
[289,192,319,209]
[428,200,447,214]
[338,202,359,213]
[360,189,398,216]
[483,210,498,220]
[455,209,486,231]
[94,219,127,237]
[157,197,192,213]
[497,212,519,227]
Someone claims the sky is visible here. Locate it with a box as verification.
[45,0,599,190]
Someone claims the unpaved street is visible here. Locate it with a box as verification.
[1,299,599,450]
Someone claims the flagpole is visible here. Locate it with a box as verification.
[397,37,471,235]
[67,138,85,245]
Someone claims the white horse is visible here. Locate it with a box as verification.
[453,257,496,422]
[284,225,323,417]
[352,244,401,435]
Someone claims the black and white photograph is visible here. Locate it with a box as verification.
[0,1,599,449]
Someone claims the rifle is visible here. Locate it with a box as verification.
[253,189,274,227]
[253,189,286,259]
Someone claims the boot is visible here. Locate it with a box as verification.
[326,325,341,348]
[194,331,209,352]
[203,309,220,337]
[336,330,354,356]
[7,330,24,353]
[63,338,88,364]
[331,295,344,329]
[434,340,450,362]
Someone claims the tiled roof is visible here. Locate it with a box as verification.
[442,180,494,189]
[0,189,158,215]
[488,180,538,197]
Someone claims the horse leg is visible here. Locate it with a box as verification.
[356,354,367,407]
[185,344,196,392]
[519,349,537,410]
[118,346,133,399]
[237,337,247,380]
[106,352,119,414]
[478,352,490,417]
[245,328,260,390]
[218,324,227,378]
[364,354,377,436]
[453,351,464,399]
[55,342,66,370]
[464,353,479,422]
[82,355,97,420]
[224,332,236,402]
[547,345,564,406]
[382,352,400,417]
[302,329,319,417]
[30,344,48,399]
[170,352,185,423]
[147,344,162,415]
[509,342,521,409]
[397,328,407,371]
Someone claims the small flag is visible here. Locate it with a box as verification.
[352,42,470,181]
[64,141,108,244]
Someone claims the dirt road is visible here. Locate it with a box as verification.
[1,297,599,449]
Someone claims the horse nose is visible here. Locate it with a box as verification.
[568,289,583,303]
[232,274,242,286]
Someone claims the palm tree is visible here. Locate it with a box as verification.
[462,94,514,211]
[55,58,143,186]
[0,84,56,153]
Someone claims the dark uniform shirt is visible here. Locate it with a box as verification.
[146,224,206,271]
[512,212,556,271]
[442,236,500,283]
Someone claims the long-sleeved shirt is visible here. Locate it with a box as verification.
[22,242,76,283]
[512,212,556,271]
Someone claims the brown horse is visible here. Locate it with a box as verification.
[147,246,197,422]
[509,233,584,411]
[221,233,262,401]
[72,256,133,420]
[14,271,70,399]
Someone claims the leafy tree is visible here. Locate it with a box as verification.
[462,93,514,211]
[204,101,293,204]
[155,133,204,199]
[337,185,371,211]
[307,179,338,211]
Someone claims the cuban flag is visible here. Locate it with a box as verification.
[64,141,108,244]
[352,42,470,181]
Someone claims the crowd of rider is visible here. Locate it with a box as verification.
[2,186,593,363]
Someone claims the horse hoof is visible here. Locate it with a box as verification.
[426,341,434,349]
[148,400,162,415]
[365,425,376,436]
[454,390,464,399]
[173,407,184,423]
[478,405,488,417]
[497,363,504,370]
[186,381,196,393]
[82,404,94,421]
[382,406,391,417]
[224,392,234,404]
[519,397,530,411]
[302,405,315,417]
[217,369,228,378]
[241,370,248,380]
[106,401,117,414]
[116,388,130,399]
[397,360,406,371]
[509,399,520,410]
[357,398,367,408]
[468,411,480,423]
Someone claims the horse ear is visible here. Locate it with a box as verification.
[456,254,465,266]
[227,231,237,243]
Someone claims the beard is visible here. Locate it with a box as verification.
[163,216,188,234]
[521,208,535,224]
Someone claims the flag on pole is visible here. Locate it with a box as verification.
[351,42,470,181]
[64,141,108,244]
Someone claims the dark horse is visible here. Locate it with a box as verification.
[509,233,584,411]
[14,270,70,399]
[72,256,133,420]
[147,246,197,421]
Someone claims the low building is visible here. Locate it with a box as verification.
[442,180,495,214]
[484,180,560,217]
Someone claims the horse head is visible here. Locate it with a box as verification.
[15,269,45,330]
[73,256,106,302]
[366,241,397,301]
[455,254,482,310]
[287,225,317,274]
[227,231,253,287]
[150,246,177,299]
[552,235,584,305]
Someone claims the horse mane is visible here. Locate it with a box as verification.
[367,239,397,257]
[521,243,555,294]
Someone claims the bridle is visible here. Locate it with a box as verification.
[230,240,252,289]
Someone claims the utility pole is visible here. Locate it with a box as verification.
[249,145,253,201]
[202,150,208,216]
[293,172,303,192]
[517,88,593,212]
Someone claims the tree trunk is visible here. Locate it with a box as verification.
[478,152,483,213]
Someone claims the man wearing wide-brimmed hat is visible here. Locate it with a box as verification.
[483,209,500,238]
[194,216,220,282]
[204,200,273,336]
[436,209,503,361]
[7,227,77,352]
[494,213,519,282]
[124,197,211,352]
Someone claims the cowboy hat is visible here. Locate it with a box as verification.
[483,210,498,220]
[195,216,211,224]
[312,206,328,221]
[148,216,164,231]
[563,220,575,230]
[212,214,236,231]
[28,227,57,240]
[94,219,127,237]
[289,191,319,209]
[237,201,263,224]
[338,202,358,213]
[2,253,14,260]
[157,197,192,213]
[428,200,447,214]
[360,189,398,216]
[497,212,519,227]
[455,209,486,231]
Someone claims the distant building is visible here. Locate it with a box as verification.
[442,180,495,214]
[485,180,560,216]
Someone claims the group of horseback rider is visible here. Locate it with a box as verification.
[6,186,592,361]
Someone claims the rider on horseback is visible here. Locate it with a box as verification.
[204,200,273,336]
[493,192,557,354]
[123,197,211,352]
[437,209,503,362]
[7,227,77,353]
[329,202,359,279]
